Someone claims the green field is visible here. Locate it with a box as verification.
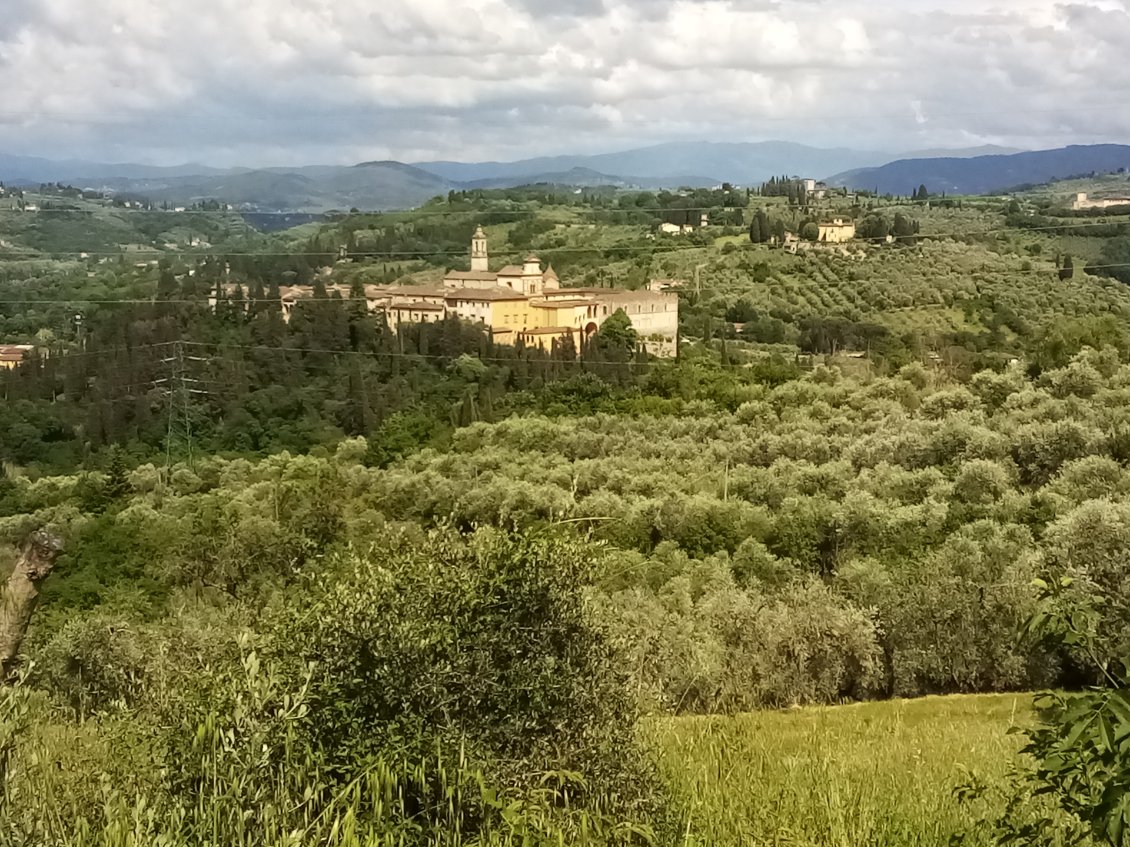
[653,695,1032,846]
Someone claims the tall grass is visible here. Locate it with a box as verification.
[648,694,1031,847]
[0,667,655,847]
[0,680,1042,846]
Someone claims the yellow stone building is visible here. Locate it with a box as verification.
[444,226,560,295]
[0,345,34,370]
[218,227,680,356]
[818,218,856,243]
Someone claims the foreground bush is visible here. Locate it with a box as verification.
[0,529,669,845]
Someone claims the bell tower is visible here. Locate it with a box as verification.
[471,224,488,272]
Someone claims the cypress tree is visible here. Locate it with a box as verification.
[749,216,762,244]
[1059,254,1075,281]
[756,210,770,243]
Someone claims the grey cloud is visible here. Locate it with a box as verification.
[510,0,607,18]
[0,0,1127,166]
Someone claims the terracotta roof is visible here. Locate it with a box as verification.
[280,287,314,301]
[496,265,525,276]
[543,264,559,280]
[543,287,604,296]
[531,299,592,308]
[393,301,445,311]
[445,288,529,302]
[386,285,446,298]
[444,270,498,281]
[596,289,676,302]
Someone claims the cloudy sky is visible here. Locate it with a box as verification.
[1,0,1128,166]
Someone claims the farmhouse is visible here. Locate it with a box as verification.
[0,344,35,370]
[803,179,829,200]
[818,218,856,243]
[1072,192,1130,211]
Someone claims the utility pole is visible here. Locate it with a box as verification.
[72,312,85,351]
[155,341,208,472]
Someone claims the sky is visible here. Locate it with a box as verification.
[1,0,1129,167]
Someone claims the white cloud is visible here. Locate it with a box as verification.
[0,0,1127,165]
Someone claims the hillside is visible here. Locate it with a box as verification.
[413,141,1017,187]
[85,161,456,213]
[3,175,1130,846]
[828,144,1130,195]
[460,166,715,190]
[0,191,266,257]
[0,142,1038,213]
[0,152,227,183]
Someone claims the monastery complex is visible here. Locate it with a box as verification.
[269,226,680,356]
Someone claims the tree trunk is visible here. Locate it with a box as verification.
[0,530,64,680]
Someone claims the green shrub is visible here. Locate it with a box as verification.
[266,527,671,830]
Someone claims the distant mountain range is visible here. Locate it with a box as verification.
[0,159,456,214]
[828,144,1130,196]
[0,153,229,183]
[6,141,1127,212]
[411,141,1021,188]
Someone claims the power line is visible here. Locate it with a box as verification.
[3,216,1129,261]
[1,259,1129,311]
[0,188,1096,218]
[5,252,1130,311]
[176,340,651,367]
[0,245,704,258]
[3,338,658,369]
[2,199,1128,227]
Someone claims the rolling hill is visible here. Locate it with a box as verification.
[0,153,228,183]
[412,142,1023,187]
[83,162,456,213]
[460,166,715,190]
[415,141,890,186]
[0,141,1044,212]
[827,144,1130,196]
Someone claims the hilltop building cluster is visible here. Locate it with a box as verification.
[226,227,680,356]
[802,179,829,200]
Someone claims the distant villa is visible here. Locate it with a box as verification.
[1072,192,1130,211]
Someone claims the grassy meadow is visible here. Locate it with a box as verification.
[651,694,1032,847]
